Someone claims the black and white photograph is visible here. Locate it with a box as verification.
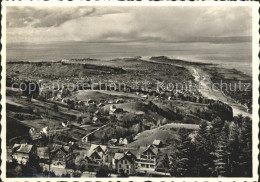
[1,1,259,181]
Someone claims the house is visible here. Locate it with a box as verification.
[51,145,74,168]
[12,143,36,165]
[108,138,118,146]
[141,95,148,100]
[92,116,99,123]
[98,103,105,107]
[87,99,95,104]
[29,127,42,140]
[108,100,114,104]
[61,86,71,98]
[136,145,159,171]
[99,99,105,104]
[84,144,108,164]
[110,105,124,115]
[94,110,101,116]
[39,88,55,100]
[152,139,163,148]
[116,99,124,104]
[113,151,136,175]
[118,138,128,145]
[57,92,62,99]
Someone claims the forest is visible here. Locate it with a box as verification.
[169,114,252,177]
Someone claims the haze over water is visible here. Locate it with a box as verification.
[7,41,252,76]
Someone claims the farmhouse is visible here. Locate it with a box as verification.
[12,143,36,165]
[136,145,159,171]
[51,145,75,168]
[84,144,108,164]
[113,151,136,175]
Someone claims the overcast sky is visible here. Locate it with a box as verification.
[6,6,252,43]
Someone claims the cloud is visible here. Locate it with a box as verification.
[7,7,96,28]
[6,6,252,43]
[6,7,127,28]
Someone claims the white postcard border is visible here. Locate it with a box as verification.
[1,1,259,181]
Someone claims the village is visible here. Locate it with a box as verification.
[4,4,255,179]
[6,58,244,177]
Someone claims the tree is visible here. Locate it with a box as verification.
[161,153,170,175]
[96,165,109,177]
[61,172,71,177]
[67,100,75,110]
[194,121,213,177]
[170,128,193,177]
[75,152,86,172]
[212,122,230,177]
[6,160,22,177]
[21,80,40,101]
[119,169,129,177]
[77,117,83,124]
[21,157,43,177]
[53,104,59,112]
[72,170,82,177]
[228,122,241,176]
[239,117,252,177]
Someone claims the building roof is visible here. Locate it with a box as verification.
[89,144,107,153]
[50,144,62,153]
[114,151,135,163]
[114,152,125,160]
[51,145,71,155]
[139,145,159,156]
[16,144,33,154]
[12,144,21,150]
[152,139,162,146]
[86,144,108,159]
[86,150,103,159]
[92,117,99,122]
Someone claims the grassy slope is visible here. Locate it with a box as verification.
[126,123,198,148]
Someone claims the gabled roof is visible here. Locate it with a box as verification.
[152,139,162,146]
[12,144,21,151]
[89,144,107,153]
[114,153,125,160]
[63,146,70,152]
[50,144,62,153]
[114,151,135,163]
[51,145,71,155]
[86,150,103,159]
[139,145,159,156]
[16,144,33,154]
[124,150,136,159]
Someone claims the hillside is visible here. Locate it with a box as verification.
[126,123,199,148]
[6,62,125,77]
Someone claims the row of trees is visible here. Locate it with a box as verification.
[169,115,252,177]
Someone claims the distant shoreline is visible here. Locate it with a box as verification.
[6,55,251,78]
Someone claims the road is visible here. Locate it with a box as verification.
[189,67,251,118]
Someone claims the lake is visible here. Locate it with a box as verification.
[6,41,252,76]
